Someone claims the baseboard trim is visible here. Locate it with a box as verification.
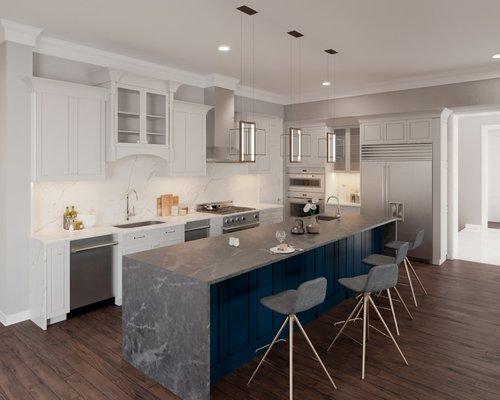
[465,224,482,232]
[0,309,30,326]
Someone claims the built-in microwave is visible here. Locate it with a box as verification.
[286,192,325,218]
[286,167,325,193]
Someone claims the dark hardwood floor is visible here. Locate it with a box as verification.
[1,259,500,399]
[488,221,500,229]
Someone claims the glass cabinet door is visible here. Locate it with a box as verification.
[117,87,140,144]
[350,127,360,172]
[334,128,346,171]
[145,92,167,145]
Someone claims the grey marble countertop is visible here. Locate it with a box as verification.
[125,214,396,285]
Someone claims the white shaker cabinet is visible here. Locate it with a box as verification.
[29,239,70,330]
[171,101,212,176]
[26,77,108,181]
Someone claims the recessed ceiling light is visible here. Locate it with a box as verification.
[218,45,230,52]
[322,81,331,86]
[493,54,500,59]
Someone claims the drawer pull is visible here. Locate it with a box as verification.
[133,235,146,240]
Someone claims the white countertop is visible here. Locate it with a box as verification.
[31,203,284,244]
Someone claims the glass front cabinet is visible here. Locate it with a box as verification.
[331,126,360,172]
[111,83,170,160]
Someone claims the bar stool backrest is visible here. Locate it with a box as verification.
[395,242,410,265]
[295,277,327,313]
[364,264,398,293]
[411,229,425,250]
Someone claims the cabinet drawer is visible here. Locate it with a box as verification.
[149,225,184,247]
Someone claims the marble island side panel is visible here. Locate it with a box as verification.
[122,257,210,400]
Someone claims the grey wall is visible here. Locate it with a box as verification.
[285,78,500,121]
[0,42,33,318]
[235,95,284,119]
[458,113,500,229]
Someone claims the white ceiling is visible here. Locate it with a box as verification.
[3,0,500,102]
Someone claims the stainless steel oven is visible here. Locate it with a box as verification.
[287,192,325,218]
[222,211,260,233]
[286,167,325,193]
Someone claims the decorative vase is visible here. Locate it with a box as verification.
[306,215,320,234]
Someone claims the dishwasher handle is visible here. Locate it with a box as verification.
[71,241,118,254]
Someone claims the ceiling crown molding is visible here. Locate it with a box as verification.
[290,63,500,105]
[203,73,239,90]
[236,84,288,105]
[0,19,42,47]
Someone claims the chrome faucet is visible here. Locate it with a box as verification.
[125,189,138,221]
[326,195,341,219]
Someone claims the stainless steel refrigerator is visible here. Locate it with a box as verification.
[360,144,433,261]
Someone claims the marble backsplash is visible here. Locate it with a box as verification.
[31,156,261,233]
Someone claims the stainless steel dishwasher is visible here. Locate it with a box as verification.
[70,235,118,310]
[185,219,210,242]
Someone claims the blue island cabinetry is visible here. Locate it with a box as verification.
[210,226,384,383]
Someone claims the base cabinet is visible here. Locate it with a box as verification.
[259,207,284,226]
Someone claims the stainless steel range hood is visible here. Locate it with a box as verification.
[205,86,239,163]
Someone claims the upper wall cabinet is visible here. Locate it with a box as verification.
[110,83,170,161]
[330,126,360,172]
[26,77,108,181]
[171,101,212,176]
[360,114,437,145]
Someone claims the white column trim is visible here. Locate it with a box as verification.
[0,19,42,47]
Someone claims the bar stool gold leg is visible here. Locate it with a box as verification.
[407,258,428,295]
[393,286,413,320]
[368,296,408,365]
[362,294,368,379]
[247,316,289,385]
[293,316,337,390]
[387,289,400,335]
[289,314,293,400]
[403,258,418,307]
[327,297,364,351]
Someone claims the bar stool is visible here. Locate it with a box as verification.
[327,264,409,379]
[247,277,337,399]
[361,242,413,336]
[386,229,427,307]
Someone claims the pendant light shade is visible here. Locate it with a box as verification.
[289,127,303,163]
[326,132,336,163]
[231,5,266,163]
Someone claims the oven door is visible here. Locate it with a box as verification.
[287,195,325,218]
[287,174,324,193]
[222,222,260,234]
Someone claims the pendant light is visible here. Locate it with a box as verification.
[286,29,310,163]
[325,49,338,163]
[229,5,266,163]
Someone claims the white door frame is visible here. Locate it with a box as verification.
[481,125,500,229]
[446,106,500,259]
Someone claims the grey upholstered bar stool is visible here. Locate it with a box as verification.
[247,277,337,399]
[386,229,427,307]
[361,242,413,336]
[327,264,409,379]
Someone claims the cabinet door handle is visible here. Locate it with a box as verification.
[133,235,146,240]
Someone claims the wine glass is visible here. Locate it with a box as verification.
[275,230,286,245]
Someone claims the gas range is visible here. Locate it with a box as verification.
[197,201,260,232]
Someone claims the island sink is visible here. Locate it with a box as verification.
[317,214,340,221]
[114,221,164,229]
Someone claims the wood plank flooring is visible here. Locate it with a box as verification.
[1,259,499,399]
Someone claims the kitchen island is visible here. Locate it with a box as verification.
[122,214,396,400]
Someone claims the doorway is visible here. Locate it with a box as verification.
[448,112,500,266]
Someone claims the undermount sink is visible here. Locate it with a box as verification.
[114,220,165,229]
[316,214,340,221]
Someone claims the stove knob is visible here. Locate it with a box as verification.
[235,217,240,222]
[254,214,259,219]
[242,216,246,221]
[229,218,234,223]
[224,219,228,224]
